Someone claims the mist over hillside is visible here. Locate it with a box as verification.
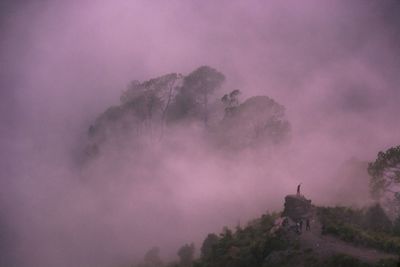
[1,1,400,266]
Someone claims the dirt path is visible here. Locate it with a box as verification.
[297,217,398,263]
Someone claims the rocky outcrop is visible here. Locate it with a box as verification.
[282,194,312,221]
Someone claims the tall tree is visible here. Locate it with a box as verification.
[121,73,182,122]
[144,246,163,267]
[368,145,400,216]
[217,95,290,149]
[169,66,225,126]
[200,233,219,259]
[177,243,195,267]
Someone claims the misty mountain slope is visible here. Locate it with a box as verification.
[189,206,399,267]
[298,210,397,264]
[127,198,399,267]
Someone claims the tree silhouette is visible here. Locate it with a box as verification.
[177,243,195,267]
[368,145,400,217]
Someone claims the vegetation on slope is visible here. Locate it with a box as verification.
[128,208,398,267]
[318,205,400,253]
[368,145,400,217]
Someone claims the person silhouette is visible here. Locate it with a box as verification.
[297,183,302,195]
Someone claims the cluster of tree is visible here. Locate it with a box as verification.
[194,207,399,266]
[216,95,290,148]
[85,66,290,158]
[368,145,400,218]
[194,214,291,267]
[318,205,400,254]
[131,243,195,267]
[87,66,224,144]
[127,207,399,267]
[318,205,393,235]
[129,213,291,267]
[328,144,400,241]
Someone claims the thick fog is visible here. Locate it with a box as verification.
[1,1,400,266]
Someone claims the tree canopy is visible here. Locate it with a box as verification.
[167,66,225,124]
[368,145,400,217]
[84,66,290,159]
[177,243,195,267]
[217,95,290,149]
[368,146,400,199]
[144,247,163,267]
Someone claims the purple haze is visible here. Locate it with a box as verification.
[1,1,400,266]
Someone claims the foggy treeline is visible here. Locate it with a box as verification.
[84,65,290,159]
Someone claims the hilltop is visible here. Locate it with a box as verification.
[130,194,400,267]
[190,195,399,267]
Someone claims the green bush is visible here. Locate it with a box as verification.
[196,212,293,267]
[318,206,400,253]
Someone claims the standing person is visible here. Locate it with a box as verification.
[306,218,310,231]
[296,222,301,234]
[297,183,302,195]
[299,219,303,232]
